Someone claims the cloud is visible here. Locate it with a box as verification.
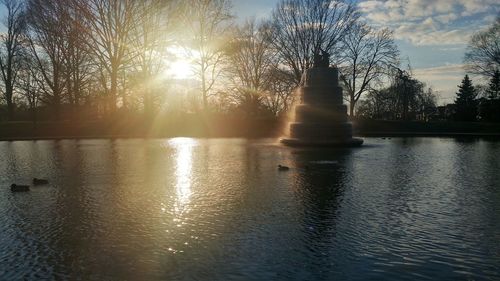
[438,46,464,51]
[413,64,467,102]
[358,0,384,10]
[413,64,465,78]
[435,13,459,23]
[460,0,493,16]
[394,24,473,45]
[357,0,500,46]
[403,0,456,19]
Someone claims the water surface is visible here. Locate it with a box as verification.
[1,138,499,280]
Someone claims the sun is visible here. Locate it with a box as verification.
[165,46,196,80]
[170,60,193,80]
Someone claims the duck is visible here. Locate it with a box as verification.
[33,178,49,185]
[11,184,30,192]
[278,165,290,171]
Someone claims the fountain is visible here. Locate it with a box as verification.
[281,51,363,147]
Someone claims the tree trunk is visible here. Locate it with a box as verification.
[53,94,61,120]
[144,87,153,119]
[5,81,14,120]
[6,98,14,121]
[110,68,118,113]
[31,106,37,130]
[201,70,208,111]
[349,96,355,117]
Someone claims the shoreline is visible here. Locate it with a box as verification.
[2,119,500,142]
[358,132,500,138]
[1,132,500,142]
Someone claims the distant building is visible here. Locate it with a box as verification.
[478,98,500,122]
[434,104,456,121]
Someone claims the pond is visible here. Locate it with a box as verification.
[1,138,499,280]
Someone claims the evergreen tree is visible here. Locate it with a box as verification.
[454,74,478,121]
[479,69,500,122]
[486,69,500,99]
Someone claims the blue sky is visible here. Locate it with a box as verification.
[232,0,500,104]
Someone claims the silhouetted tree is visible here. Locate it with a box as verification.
[225,20,272,116]
[395,69,423,120]
[339,22,399,116]
[80,0,140,113]
[0,0,27,120]
[181,0,233,111]
[356,70,436,120]
[268,0,359,84]
[225,19,295,116]
[486,68,500,99]
[27,0,69,118]
[60,0,94,116]
[414,87,439,121]
[454,74,478,122]
[264,67,296,116]
[464,16,500,80]
[129,0,178,117]
[478,69,500,122]
[18,53,42,125]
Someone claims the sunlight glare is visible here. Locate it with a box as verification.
[170,60,193,80]
[165,46,197,80]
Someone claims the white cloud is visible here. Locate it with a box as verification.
[394,25,473,46]
[384,0,401,9]
[438,46,464,51]
[355,0,497,100]
[435,13,459,23]
[358,0,384,10]
[460,0,493,16]
[357,0,499,46]
[413,64,466,102]
[413,64,465,77]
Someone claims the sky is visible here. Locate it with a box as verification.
[232,0,500,105]
[1,1,497,105]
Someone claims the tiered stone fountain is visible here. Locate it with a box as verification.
[281,52,363,147]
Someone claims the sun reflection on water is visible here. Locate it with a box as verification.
[168,138,196,216]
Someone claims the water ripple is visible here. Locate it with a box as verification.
[0,138,499,280]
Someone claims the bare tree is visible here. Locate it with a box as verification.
[356,72,435,121]
[339,23,399,116]
[464,16,500,80]
[79,0,140,113]
[129,0,178,116]
[27,0,69,118]
[263,67,296,116]
[226,19,295,116]
[18,52,42,125]
[181,0,233,111]
[60,0,95,115]
[0,0,27,120]
[268,0,359,84]
[226,20,277,115]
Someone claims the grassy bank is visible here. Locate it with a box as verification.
[1,117,500,141]
[354,119,500,137]
[0,115,287,141]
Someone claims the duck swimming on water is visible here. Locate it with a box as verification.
[33,178,49,185]
[278,165,290,171]
[11,184,30,192]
